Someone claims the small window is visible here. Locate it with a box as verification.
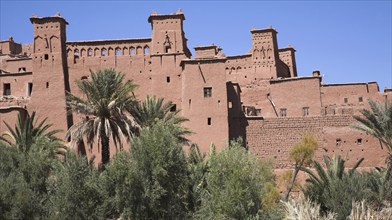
[167,76,170,83]
[44,54,49,60]
[303,107,309,116]
[207,117,212,125]
[115,48,121,56]
[280,108,287,117]
[88,48,93,56]
[3,83,11,95]
[18,67,26,72]
[101,49,107,56]
[80,49,85,57]
[256,109,261,116]
[336,138,342,147]
[357,138,362,145]
[130,48,135,56]
[344,98,348,103]
[204,87,212,98]
[359,97,363,103]
[74,49,79,56]
[144,46,149,54]
[46,82,49,88]
[27,83,33,96]
[228,101,233,109]
[170,104,176,112]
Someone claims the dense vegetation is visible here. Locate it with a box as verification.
[1,69,391,219]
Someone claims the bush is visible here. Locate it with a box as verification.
[194,139,282,219]
[47,152,105,219]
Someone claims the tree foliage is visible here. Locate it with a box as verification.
[66,68,138,165]
[129,95,191,144]
[195,139,280,219]
[0,111,62,153]
[284,133,318,201]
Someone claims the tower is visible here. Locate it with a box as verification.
[29,13,70,136]
[250,27,280,79]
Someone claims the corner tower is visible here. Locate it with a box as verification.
[29,13,70,135]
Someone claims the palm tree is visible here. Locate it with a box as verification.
[301,155,364,219]
[353,100,392,176]
[129,95,191,144]
[66,68,138,165]
[0,111,62,153]
[353,100,392,152]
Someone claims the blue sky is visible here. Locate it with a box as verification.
[1,1,391,90]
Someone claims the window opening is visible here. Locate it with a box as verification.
[336,138,342,147]
[44,54,49,60]
[46,82,49,88]
[27,83,33,96]
[204,87,212,98]
[3,83,11,95]
[303,107,309,116]
[115,48,121,56]
[88,48,93,56]
[280,108,287,117]
[357,138,362,145]
[167,76,170,83]
[144,46,149,54]
[170,104,177,112]
[359,97,363,103]
[344,97,348,103]
[101,48,107,56]
[207,117,212,125]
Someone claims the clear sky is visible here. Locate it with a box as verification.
[1,1,391,90]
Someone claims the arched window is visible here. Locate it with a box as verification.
[115,47,121,56]
[108,47,113,56]
[80,48,86,57]
[74,49,79,56]
[81,76,88,80]
[101,48,107,56]
[88,48,93,56]
[94,48,100,56]
[123,47,128,55]
[136,46,142,55]
[144,46,149,54]
[130,47,135,56]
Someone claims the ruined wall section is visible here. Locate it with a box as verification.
[247,115,386,169]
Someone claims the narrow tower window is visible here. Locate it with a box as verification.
[3,83,11,95]
[207,117,212,125]
[27,83,33,96]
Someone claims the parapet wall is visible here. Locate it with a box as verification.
[247,115,386,169]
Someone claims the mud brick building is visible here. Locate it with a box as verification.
[1,10,391,168]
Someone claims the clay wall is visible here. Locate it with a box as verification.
[247,115,386,169]
[321,82,387,116]
[181,59,229,152]
[0,72,33,98]
[1,58,32,73]
[269,77,322,117]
